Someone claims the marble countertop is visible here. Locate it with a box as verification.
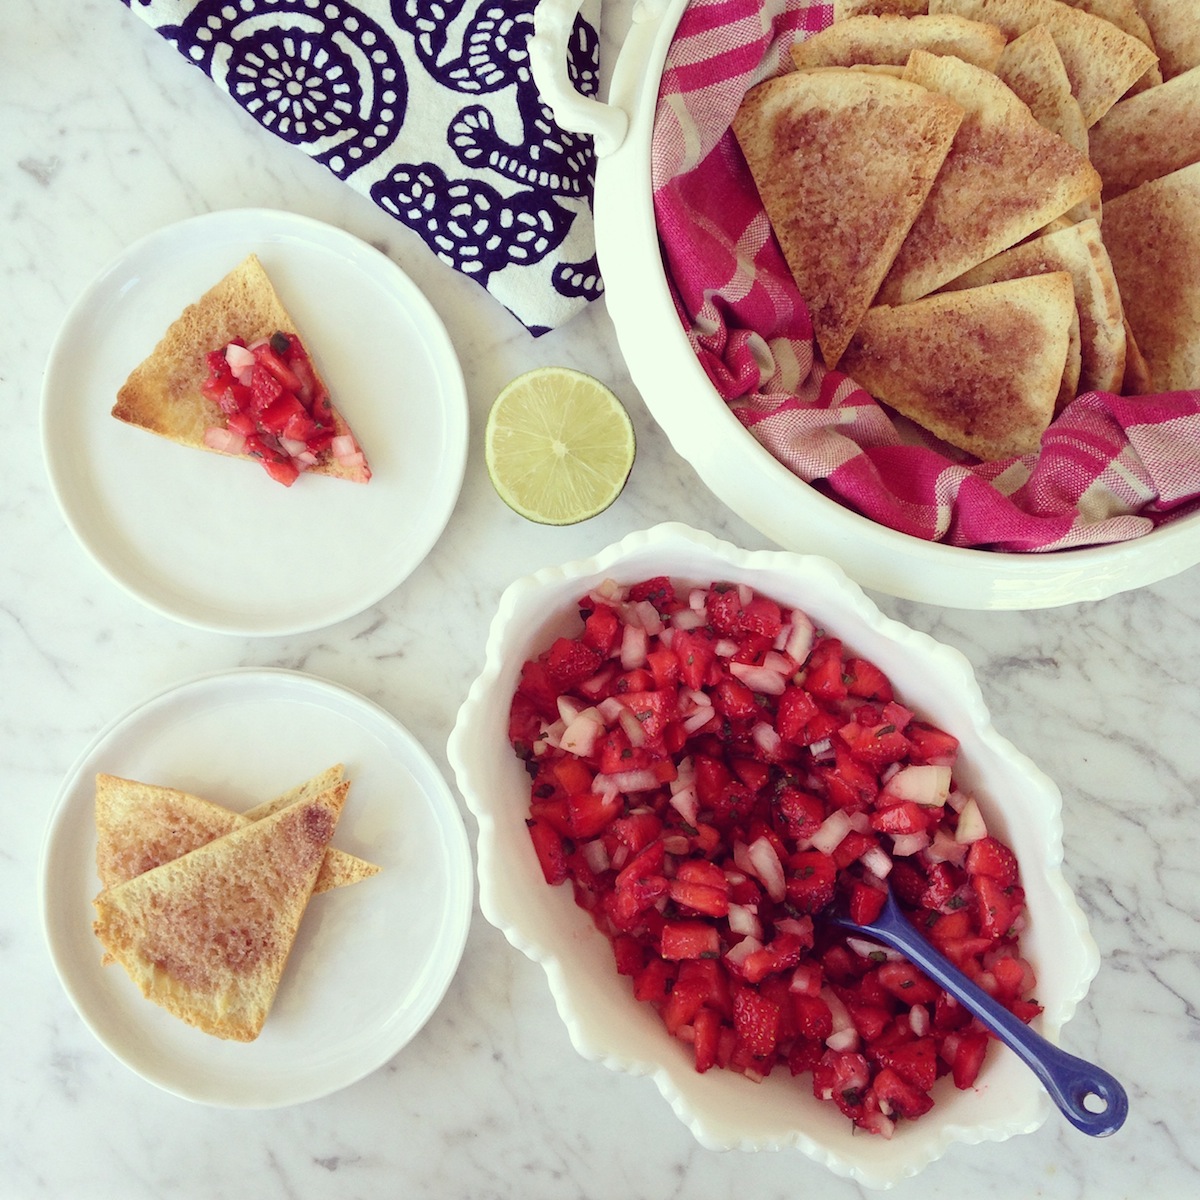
[3,2,1198,1197]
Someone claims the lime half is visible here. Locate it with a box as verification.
[484,366,636,525]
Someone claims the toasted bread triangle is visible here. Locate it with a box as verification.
[733,67,963,366]
[1103,163,1200,393]
[94,769,378,896]
[93,782,349,1041]
[112,253,369,483]
[877,50,1101,304]
[1135,0,1200,81]
[841,274,1076,459]
[928,0,1159,124]
[790,13,1007,71]
[943,218,1126,398]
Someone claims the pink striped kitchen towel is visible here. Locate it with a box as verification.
[651,0,1200,551]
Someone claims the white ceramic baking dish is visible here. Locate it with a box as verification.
[530,0,1200,610]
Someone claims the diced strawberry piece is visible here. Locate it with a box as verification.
[920,862,960,911]
[813,1049,870,1120]
[713,676,759,723]
[663,973,711,1033]
[693,754,732,809]
[632,956,675,1003]
[546,637,604,691]
[839,719,913,769]
[551,755,593,796]
[692,1006,721,1073]
[253,339,305,393]
[775,785,825,841]
[526,817,569,885]
[582,604,621,655]
[832,829,878,870]
[617,690,677,743]
[672,627,717,690]
[787,1037,825,1076]
[906,722,959,765]
[804,638,848,702]
[846,999,891,1043]
[710,780,756,824]
[733,987,781,1059]
[845,657,893,701]
[611,935,645,977]
[792,992,834,1041]
[675,859,728,890]
[668,878,730,918]
[869,800,932,836]
[775,685,820,744]
[819,746,879,813]
[730,755,772,793]
[661,919,720,960]
[257,391,308,435]
[737,595,784,639]
[515,659,561,721]
[628,575,677,613]
[258,450,300,486]
[973,876,1024,939]
[950,1030,989,1090]
[876,960,941,1006]
[704,585,743,636]
[966,836,1019,887]
[847,879,887,925]
[226,410,257,437]
[740,930,809,984]
[646,646,679,690]
[876,1037,938,1092]
[871,1066,934,1120]
[529,797,572,836]
[888,860,928,907]
[610,811,662,854]
[567,791,622,840]
[785,850,837,913]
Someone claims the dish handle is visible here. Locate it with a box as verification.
[531,0,630,157]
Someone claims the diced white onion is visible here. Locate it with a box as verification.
[331,434,357,459]
[810,809,853,854]
[727,904,762,939]
[224,342,256,373]
[729,661,787,695]
[909,1004,930,1037]
[581,839,610,874]
[860,844,894,878]
[203,425,247,456]
[884,764,951,807]
[751,720,782,757]
[746,835,786,902]
[668,783,699,826]
[670,608,707,631]
[954,796,988,844]
[598,767,660,793]
[620,622,648,670]
[724,935,763,969]
[681,706,715,735]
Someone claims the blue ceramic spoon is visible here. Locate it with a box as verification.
[823,887,1128,1136]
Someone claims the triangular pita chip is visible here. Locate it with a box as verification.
[113,253,370,484]
[877,50,1100,304]
[993,25,1099,224]
[790,13,1007,71]
[842,273,1076,458]
[1088,66,1200,201]
[1055,0,1161,90]
[94,768,378,896]
[733,67,963,366]
[929,0,1158,123]
[1102,162,1200,392]
[93,782,349,1041]
[943,217,1126,397]
[1127,0,1199,81]
[835,0,930,16]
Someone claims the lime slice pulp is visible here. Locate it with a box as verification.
[484,366,636,525]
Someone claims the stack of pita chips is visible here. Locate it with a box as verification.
[733,0,1200,459]
[92,766,379,1041]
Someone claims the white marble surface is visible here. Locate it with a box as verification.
[2,1,1198,1197]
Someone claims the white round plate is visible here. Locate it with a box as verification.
[41,208,468,636]
[40,668,473,1108]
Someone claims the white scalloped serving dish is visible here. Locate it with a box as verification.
[447,522,1100,1187]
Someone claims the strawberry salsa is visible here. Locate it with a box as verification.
[200,331,368,486]
[506,576,1042,1137]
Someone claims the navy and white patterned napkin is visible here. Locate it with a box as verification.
[121,0,603,334]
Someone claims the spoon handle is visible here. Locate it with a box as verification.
[831,894,1128,1137]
